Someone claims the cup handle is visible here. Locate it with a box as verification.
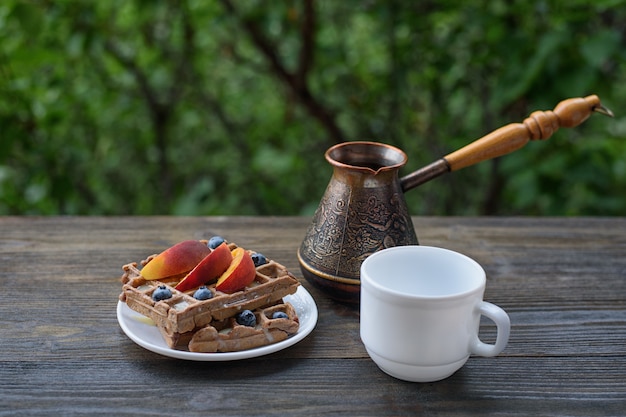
[470,301,511,357]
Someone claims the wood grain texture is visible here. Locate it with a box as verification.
[1,216,625,416]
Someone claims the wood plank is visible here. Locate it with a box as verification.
[1,357,624,416]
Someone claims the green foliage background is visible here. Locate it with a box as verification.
[1,0,625,216]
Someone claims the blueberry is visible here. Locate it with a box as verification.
[152,285,172,302]
[207,236,225,249]
[272,311,289,320]
[251,253,268,267]
[236,310,256,327]
[193,286,213,301]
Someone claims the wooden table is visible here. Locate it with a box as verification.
[1,216,625,416]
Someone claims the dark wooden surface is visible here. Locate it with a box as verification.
[1,216,625,416]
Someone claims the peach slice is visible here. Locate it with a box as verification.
[215,247,256,293]
[140,240,211,280]
[175,242,233,292]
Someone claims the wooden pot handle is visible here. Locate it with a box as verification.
[444,95,614,171]
[400,95,613,191]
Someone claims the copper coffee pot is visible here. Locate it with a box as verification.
[297,95,613,304]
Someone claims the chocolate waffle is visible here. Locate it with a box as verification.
[119,244,300,335]
[159,301,300,352]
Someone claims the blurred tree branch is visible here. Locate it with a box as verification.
[219,0,345,144]
[103,39,175,204]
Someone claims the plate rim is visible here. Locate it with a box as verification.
[117,285,318,361]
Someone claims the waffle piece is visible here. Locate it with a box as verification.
[120,246,300,334]
[156,299,284,349]
[159,301,299,352]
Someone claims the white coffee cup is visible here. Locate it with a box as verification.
[360,245,510,382]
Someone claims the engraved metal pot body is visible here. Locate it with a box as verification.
[297,142,418,304]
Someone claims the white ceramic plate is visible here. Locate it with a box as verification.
[117,286,318,361]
